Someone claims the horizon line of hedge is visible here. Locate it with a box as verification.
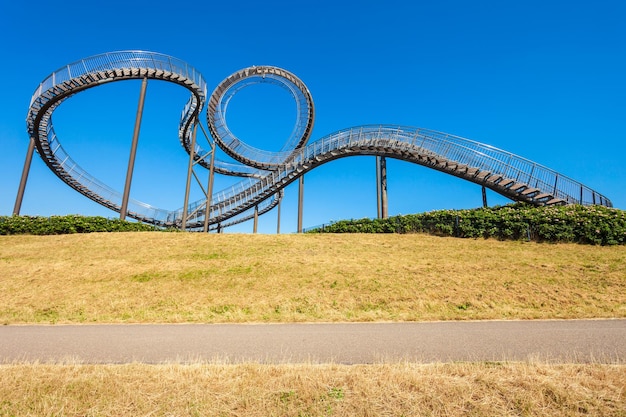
[307,204,626,245]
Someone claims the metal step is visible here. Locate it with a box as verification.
[486,174,503,183]
[521,187,540,196]
[475,171,490,180]
[533,193,552,201]
[454,164,469,173]
[509,183,527,191]
[545,198,565,205]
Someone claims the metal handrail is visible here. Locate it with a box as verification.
[26,52,611,229]
[189,125,611,221]
[30,51,207,106]
[27,51,207,226]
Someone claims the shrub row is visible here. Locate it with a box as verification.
[309,204,626,245]
[0,215,159,235]
[4,205,625,245]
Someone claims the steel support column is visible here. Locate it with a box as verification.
[13,138,36,215]
[297,175,304,233]
[379,156,388,219]
[253,205,259,233]
[276,196,281,234]
[482,186,488,208]
[376,156,381,218]
[120,77,148,220]
[203,139,217,233]
[181,122,199,231]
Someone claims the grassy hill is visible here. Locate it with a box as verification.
[1,232,624,324]
[1,232,624,416]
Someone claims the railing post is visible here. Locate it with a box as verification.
[552,174,559,197]
[120,76,148,220]
[580,186,583,205]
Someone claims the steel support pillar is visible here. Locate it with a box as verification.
[13,138,36,215]
[253,205,259,233]
[203,139,216,233]
[376,156,381,218]
[482,186,488,208]
[379,156,388,219]
[297,175,304,233]
[120,77,148,220]
[276,196,281,234]
[181,122,199,231]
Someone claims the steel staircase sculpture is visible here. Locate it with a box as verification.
[24,51,612,229]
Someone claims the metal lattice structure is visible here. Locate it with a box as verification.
[19,50,612,229]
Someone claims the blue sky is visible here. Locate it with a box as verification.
[1,0,624,233]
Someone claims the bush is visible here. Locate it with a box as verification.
[309,204,626,245]
[0,215,159,235]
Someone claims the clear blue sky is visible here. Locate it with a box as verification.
[1,0,624,233]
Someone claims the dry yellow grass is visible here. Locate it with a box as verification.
[0,362,624,416]
[0,232,624,323]
[1,232,625,415]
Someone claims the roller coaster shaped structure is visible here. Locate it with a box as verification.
[20,50,612,229]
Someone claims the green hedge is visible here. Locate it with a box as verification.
[309,204,626,245]
[0,215,159,235]
[5,205,626,245]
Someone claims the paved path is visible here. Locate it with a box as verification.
[1,319,624,364]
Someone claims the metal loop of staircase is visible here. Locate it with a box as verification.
[25,51,612,230]
[207,65,315,171]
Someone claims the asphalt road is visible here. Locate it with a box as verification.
[1,319,624,364]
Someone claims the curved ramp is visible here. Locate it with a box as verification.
[25,51,612,229]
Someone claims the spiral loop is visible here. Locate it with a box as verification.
[207,66,315,170]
